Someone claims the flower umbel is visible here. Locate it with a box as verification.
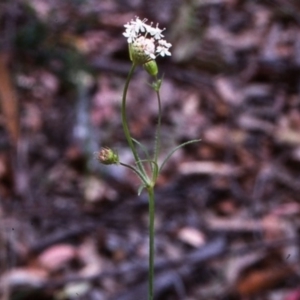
[123,16,172,66]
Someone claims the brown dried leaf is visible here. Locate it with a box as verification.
[276,127,300,145]
[0,268,47,289]
[177,227,206,248]
[77,238,104,276]
[0,54,19,145]
[205,216,262,233]
[83,176,117,203]
[37,244,77,272]
[238,115,275,133]
[214,76,243,106]
[179,161,240,176]
[236,266,294,296]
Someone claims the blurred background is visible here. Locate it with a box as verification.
[1,0,300,299]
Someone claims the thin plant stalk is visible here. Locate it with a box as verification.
[147,187,155,300]
[121,64,148,181]
[121,64,157,299]
[153,80,162,181]
[107,65,200,300]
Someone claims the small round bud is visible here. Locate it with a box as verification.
[143,60,158,77]
[95,148,119,165]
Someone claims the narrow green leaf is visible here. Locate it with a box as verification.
[159,139,201,172]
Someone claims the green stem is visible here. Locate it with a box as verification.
[147,187,155,300]
[153,83,162,181]
[121,64,147,180]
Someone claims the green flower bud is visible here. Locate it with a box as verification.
[143,60,158,77]
[95,147,119,165]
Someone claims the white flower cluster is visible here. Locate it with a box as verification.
[123,17,172,59]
